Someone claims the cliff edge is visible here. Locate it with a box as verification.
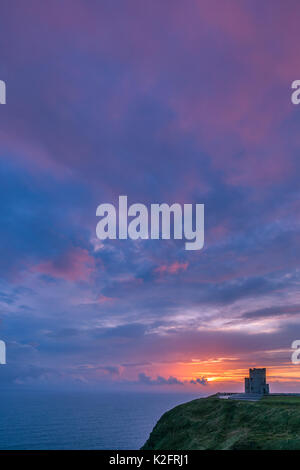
[141,395,300,450]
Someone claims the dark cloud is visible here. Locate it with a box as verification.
[138,373,184,386]
[137,373,208,386]
[0,364,59,385]
[190,377,208,385]
[121,362,151,368]
[96,366,120,376]
[242,305,300,320]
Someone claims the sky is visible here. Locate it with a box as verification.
[1,0,300,393]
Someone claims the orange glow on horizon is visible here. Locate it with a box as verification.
[133,351,300,391]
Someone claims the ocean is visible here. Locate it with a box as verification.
[0,389,201,450]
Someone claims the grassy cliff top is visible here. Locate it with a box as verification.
[142,395,300,450]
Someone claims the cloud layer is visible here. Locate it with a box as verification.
[1,0,300,391]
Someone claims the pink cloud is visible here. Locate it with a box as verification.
[98,294,115,304]
[155,261,189,275]
[3,0,299,193]
[32,247,95,281]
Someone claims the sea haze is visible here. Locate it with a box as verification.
[0,389,202,450]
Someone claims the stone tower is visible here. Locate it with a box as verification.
[244,368,269,395]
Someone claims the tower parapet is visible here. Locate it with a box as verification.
[245,368,269,395]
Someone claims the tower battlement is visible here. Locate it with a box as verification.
[245,368,269,395]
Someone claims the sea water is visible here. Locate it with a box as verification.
[0,389,201,449]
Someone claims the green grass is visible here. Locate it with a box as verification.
[141,395,300,450]
[261,395,300,405]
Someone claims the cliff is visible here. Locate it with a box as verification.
[141,395,300,450]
